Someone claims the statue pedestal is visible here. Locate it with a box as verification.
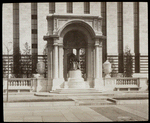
[67,69,87,88]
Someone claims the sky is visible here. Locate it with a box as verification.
[2,3,48,55]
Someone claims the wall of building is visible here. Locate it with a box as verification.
[107,2,118,55]
[139,2,148,55]
[2,2,148,74]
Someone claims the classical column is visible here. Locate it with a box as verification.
[47,39,53,91]
[58,43,64,79]
[99,40,103,79]
[95,39,100,79]
[94,38,104,91]
[87,43,93,87]
[64,48,67,81]
[53,38,59,79]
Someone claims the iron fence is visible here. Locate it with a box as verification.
[3,54,148,78]
[3,55,47,78]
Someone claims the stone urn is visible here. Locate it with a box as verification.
[103,60,112,78]
[36,61,45,78]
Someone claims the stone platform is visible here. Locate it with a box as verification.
[67,70,89,88]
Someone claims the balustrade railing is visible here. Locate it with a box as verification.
[8,78,32,87]
[116,78,138,85]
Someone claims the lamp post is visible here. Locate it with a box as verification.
[4,42,12,102]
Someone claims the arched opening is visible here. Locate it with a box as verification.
[63,30,87,81]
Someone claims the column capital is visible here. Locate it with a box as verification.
[58,43,63,47]
[95,39,100,46]
[53,38,59,46]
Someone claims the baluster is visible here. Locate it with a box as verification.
[131,79,133,85]
[15,80,18,86]
[29,80,31,86]
[27,80,28,86]
[15,81,17,86]
[24,81,25,86]
[22,81,24,86]
[25,80,27,86]
[18,81,20,86]
[10,81,12,86]
[135,79,137,85]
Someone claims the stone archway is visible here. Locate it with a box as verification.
[44,16,104,91]
[63,30,87,81]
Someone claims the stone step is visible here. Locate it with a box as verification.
[51,88,101,94]
[35,92,114,97]
[71,96,108,100]
[77,100,115,106]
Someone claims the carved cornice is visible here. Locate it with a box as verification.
[46,13,102,20]
[43,34,59,41]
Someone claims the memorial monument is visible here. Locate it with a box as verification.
[67,53,88,88]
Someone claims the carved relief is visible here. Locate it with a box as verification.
[94,19,98,31]
[97,19,101,32]
[53,18,58,34]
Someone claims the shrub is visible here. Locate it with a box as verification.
[124,46,133,77]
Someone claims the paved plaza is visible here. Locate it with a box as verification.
[3,92,149,122]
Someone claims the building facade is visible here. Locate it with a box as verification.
[2,2,148,90]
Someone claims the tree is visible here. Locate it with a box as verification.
[13,51,22,78]
[107,57,117,77]
[20,42,32,78]
[42,43,47,78]
[124,46,133,77]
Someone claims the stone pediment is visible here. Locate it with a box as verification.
[46,14,102,36]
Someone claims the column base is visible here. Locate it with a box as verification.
[94,78,104,91]
[47,78,52,92]
[52,78,65,91]
[87,77,94,88]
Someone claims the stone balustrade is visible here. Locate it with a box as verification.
[3,78,37,93]
[116,78,138,85]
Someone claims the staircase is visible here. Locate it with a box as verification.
[49,88,115,106]
[51,88,101,94]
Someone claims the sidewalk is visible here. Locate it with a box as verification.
[4,103,148,122]
[3,91,149,122]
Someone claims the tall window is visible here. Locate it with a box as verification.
[67,2,73,13]
[49,2,55,13]
[117,2,124,73]
[84,2,90,14]
[101,2,107,63]
[134,2,140,73]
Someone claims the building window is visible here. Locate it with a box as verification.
[84,2,90,14]
[117,2,124,73]
[67,2,73,13]
[101,2,107,63]
[49,2,55,13]
[134,2,140,73]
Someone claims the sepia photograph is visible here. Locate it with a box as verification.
[3,2,148,122]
